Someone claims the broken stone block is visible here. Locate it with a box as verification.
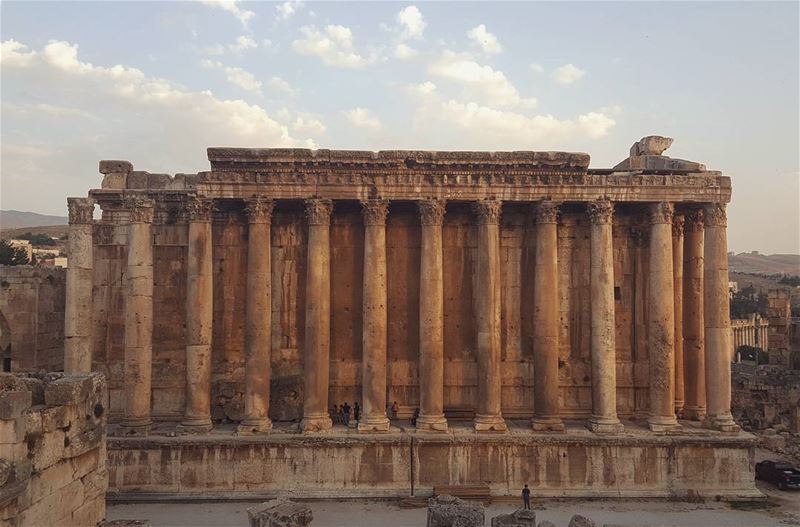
[491,508,536,526]
[247,498,313,527]
[569,515,597,527]
[427,495,485,527]
[44,374,94,407]
[537,522,557,527]
[630,136,673,157]
[0,390,31,420]
[99,160,133,175]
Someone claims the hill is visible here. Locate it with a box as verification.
[0,210,68,230]
[728,252,800,276]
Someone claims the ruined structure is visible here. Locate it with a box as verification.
[64,136,757,498]
[731,313,769,358]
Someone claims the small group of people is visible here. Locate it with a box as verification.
[331,402,360,426]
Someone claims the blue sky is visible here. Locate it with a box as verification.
[1,1,798,253]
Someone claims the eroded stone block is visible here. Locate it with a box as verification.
[569,515,597,527]
[491,509,536,527]
[247,498,314,527]
[427,495,485,527]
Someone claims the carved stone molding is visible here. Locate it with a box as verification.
[532,200,560,224]
[361,199,389,226]
[418,199,446,226]
[67,197,95,225]
[122,195,155,224]
[184,196,215,222]
[472,199,502,225]
[672,215,685,237]
[586,200,614,225]
[305,198,333,226]
[244,196,275,224]
[684,209,705,233]
[649,202,674,225]
[704,203,727,228]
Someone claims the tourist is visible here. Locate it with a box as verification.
[411,408,419,426]
[354,402,361,422]
[390,401,398,420]
[342,402,351,426]
[330,404,338,424]
[522,484,531,510]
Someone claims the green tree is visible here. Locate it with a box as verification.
[0,240,30,266]
[16,232,56,246]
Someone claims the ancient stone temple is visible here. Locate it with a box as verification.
[64,136,758,498]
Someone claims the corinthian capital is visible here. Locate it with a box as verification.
[704,203,727,228]
[586,200,614,225]
[305,198,333,226]
[361,199,389,226]
[684,208,705,233]
[672,214,685,237]
[184,196,215,222]
[649,202,674,225]
[122,195,154,224]
[244,196,275,224]
[472,199,502,225]
[67,197,94,225]
[418,199,446,226]
[532,200,560,224]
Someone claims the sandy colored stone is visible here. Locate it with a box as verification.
[427,495,484,527]
[491,509,536,526]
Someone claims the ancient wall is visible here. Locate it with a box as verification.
[0,265,66,372]
[732,363,800,431]
[90,203,655,423]
[0,372,108,526]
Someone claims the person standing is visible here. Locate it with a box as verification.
[390,401,398,420]
[342,402,351,427]
[522,484,531,510]
[354,402,361,422]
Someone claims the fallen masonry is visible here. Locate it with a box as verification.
[427,495,485,527]
[491,508,537,526]
[247,498,314,527]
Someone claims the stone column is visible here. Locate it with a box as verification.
[532,200,564,432]
[683,209,706,420]
[239,197,275,434]
[180,197,214,432]
[672,214,686,415]
[586,200,623,433]
[647,202,679,432]
[121,195,154,434]
[301,198,333,432]
[416,199,448,432]
[703,204,740,432]
[359,199,391,433]
[472,200,507,432]
[64,197,95,373]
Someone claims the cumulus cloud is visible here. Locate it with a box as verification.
[275,0,304,20]
[467,24,502,54]
[229,35,257,54]
[267,76,294,95]
[202,59,262,94]
[397,6,426,40]
[345,107,381,130]
[1,39,36,67]
[292,25,377,68]
[291,115,326,135]
[553,63,585,85]
[394,43,417,60]
[201,0,254,28]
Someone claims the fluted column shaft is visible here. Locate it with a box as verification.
[587,200,623,433]
[359,199,391,433]
[683,210,706,420]
[302,199,333,432]
[181,197,214,432]
[64,197,95,373]
[472,200,507,432]
[239,197,275,434]
[647,202,679,432]
[703,204,740,432]
[532,201,564,432]
[121,196,154,433]
[416,199,448,432]
[672,215,686,414]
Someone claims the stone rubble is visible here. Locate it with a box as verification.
[426,495,485,527]
[247,498,314,527]
[491,508,536,526]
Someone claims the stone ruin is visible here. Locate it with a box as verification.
[491,508,537,526]
[427,495,485,527]
[247,498,314,527]
[0,372,107,526]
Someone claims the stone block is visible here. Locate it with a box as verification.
[0,390,31,419]
[71,494,105,526]
[537,522,556,527]
[102,172,128,189]
[127,171,149,189]
[427,495,485,527]
[0,418,25,444]
[0,459,11,486]
[492,509,536,527]
[99,160,133,175]
[247,498,314,527]
[30,429,66,472]
[569,515,597,527]
[44,375,93,407]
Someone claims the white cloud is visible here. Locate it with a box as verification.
[228,35,257,54]
[202,59,262,94]
[529,63,544,73]
[397,6,426,40]
[276,0,304,21]
[553,63,585,85]
[407,81,437,97]
[428,51,526,108]
[394,43,417,60]
[292,115,326,135]
[292,25,377,68]
[345,107,381,130]
[467,24,502,54]
[267,76,294,95]
[201,1,255,28]
[0,39,36,67]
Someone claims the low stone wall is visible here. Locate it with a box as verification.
[0,372,108,526]
[106,424,759,500]
[732,364,800,431]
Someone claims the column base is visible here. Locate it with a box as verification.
[704,413,741,433]
[301,414,333,433]
[531,417,565,432]
[119,417,151,436]
[177,416,213,434]
[358,416,391,433]
[587,416,624,434]
[473,414,507,433]
[237,418,273,435]
[674,401,685,416]
[648,416,680,433]
[683,406,707,421]
[416,414,448,432]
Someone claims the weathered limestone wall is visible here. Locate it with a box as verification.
[106,430,758,499]
[0,266,66,372]
[91,205,652,423]
[732,364,800,431]
[0,372,108,526]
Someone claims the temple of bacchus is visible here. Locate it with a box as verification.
[62,136,758,498]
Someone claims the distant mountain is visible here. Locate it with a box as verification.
[0,210,68,230]
[729,252,800,276]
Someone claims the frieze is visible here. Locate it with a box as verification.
[244,196,275,224]
[305,198,333,226]
[472,200,502,225]
[586,200,614,225]
[67,197,95,225]
[704,203,727,228]
[361,199,389,226]
[418,199,447,226]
